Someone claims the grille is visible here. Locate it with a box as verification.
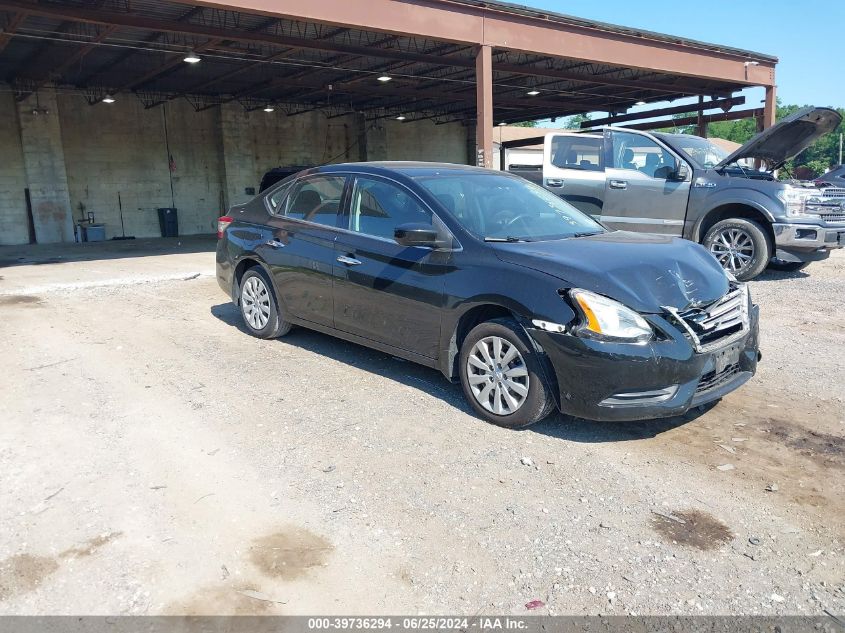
[820,213,845,222]
[820,187,845,198]
[696,363,741,395]
[665,284,749,352]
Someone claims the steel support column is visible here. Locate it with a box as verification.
[475,44,493,168]
[763,84,777,129]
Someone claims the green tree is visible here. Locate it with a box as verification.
[562,113,592,129]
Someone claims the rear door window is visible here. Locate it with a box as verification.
[284,175,346,227]
[266,181,293,213]
[549,136,603,171]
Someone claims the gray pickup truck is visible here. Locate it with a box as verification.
[509,107,844,280]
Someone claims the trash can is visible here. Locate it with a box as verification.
[157,207,179,237]
[84,223,106,242]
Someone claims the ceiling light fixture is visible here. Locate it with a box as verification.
[526,89,540,96]
[102,94,115,104]
[263,105,275,112]
[183,50,201,64]
[377,75,392,82]
[635,100,646,106]
[498,121,506,126]
[395,115,406,121]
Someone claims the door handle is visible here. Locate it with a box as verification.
[609,180,628,190]
[336,255,362,266]
[265,239,286,248]
[545,178,564,188]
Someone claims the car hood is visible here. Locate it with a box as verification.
[715,106,842,170]
[493,231,729,313]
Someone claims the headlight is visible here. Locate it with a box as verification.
[569,289,653,343]
[776,188,816,217]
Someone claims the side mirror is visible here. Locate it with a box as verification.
[394,223,440,248]
[670,161,691,181]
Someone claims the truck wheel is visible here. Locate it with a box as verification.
[768,259,811,273]
[703,219,771,281]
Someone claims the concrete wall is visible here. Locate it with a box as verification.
[0,93,29,246]
[0,88,470,244]
[382,119,469,162]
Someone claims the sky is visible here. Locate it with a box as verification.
[516,0,844,117]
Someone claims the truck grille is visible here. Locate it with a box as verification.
[805,188,845,221]
[664,283,750,352]
[819,187,845,198]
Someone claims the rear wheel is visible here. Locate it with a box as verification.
[703,218,771,281]
[459,318,555,429]
[238,268,291,339]
[767,258,811,273]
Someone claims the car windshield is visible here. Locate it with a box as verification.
[415,173,604,242]
[671,136,730,169]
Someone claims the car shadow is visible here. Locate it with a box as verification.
[751,268,811,282]
[210,302,704,444]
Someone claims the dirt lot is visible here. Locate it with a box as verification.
[0,237,842,616]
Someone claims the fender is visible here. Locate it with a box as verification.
[690,188,780,242]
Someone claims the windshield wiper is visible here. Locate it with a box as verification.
[571,231,603,238]
[484,236,531,242]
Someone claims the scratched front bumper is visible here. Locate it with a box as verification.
[526,305,759,422]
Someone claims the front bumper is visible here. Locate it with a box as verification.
[527,305,760,422]
[773,222,845,262]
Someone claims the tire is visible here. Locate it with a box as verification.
[238,267,292,339]
[767,258,811,273]
[703,218,771,281]
[458,318,555,429]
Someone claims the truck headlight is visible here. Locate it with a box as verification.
[569,289,653,343]
[776,188,816,217]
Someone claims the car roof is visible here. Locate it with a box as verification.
[316,161,503,178]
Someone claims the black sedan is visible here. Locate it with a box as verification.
[216,162,759,428]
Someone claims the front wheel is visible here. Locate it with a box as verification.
[458,318,555,429]
[702,218,771,281]
[768,258,811,273]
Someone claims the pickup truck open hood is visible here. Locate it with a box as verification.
[715,106,841,170]
[493,231,729,313]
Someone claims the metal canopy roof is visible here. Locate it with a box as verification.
[0,0,774,124]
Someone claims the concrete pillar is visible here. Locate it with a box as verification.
[16,90,74,243]
[763,85,777,129]
[219,103,257,208]
[464,122,477,166]
[354,112,368,162]
[365,121,388,161]
[475,45,493,168]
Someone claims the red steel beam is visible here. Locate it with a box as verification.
[476,44,493,167]
[0,0,478,69]
[0,11,27,53]
[160,0,776,85]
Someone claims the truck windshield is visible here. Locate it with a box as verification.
[416,173,604,242]
[671,137,730,169]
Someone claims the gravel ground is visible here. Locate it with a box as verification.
[0,238,842,616]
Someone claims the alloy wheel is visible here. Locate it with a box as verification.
[709,227,755,273]
[241,275,271,330]
[466,336,530,415]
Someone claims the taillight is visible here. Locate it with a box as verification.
[217,215,233,239]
